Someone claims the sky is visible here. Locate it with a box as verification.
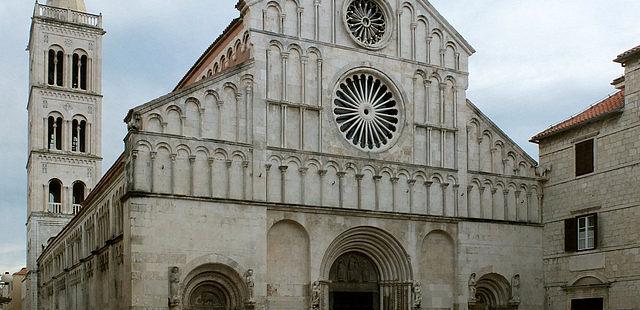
[1,0,639,273]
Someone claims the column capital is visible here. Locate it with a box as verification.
[169,154,177,161]
[278,165,288,172]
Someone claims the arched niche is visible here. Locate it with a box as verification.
[182,263,249,310]
[267,220,310,308]
[471,273,516,310]
[420,230,455,309]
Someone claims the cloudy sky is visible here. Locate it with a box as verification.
[0,0,638,273]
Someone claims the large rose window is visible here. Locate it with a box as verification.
[333,70,402,152]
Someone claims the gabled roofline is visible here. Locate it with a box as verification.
[173,17,244,91]
[530,90,625,143]
[529,107,624,144]
[418,0,476,55]
[466,99,537,166]
[125,61,254,124]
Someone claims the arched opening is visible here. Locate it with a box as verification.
[471,273,516,310]
[47,116,63,150]
[72,118,87,152]
[72,181,85,214]
[320,226,414,310]
[48,179,62,213]
[182,264,248,310]
[72,52,88,90]
[47,47,64,86]
[329,252,380,310]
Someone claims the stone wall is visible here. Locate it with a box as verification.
[539,56,640,309]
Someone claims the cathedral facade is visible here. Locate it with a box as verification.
[31,0,544,309]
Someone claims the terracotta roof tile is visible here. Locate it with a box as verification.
[531,90,625,143]
[14,268,28,276]
[614,44,640,63]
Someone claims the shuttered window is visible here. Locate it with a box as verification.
[575,139,594,176]
[565,213,598,252]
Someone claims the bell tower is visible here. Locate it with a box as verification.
[24,1,104,308]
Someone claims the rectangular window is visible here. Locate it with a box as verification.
[577,215,596,250]
[575,139,594,176]
[565,213,598,252]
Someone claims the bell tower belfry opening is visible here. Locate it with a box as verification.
[24,1,104,309]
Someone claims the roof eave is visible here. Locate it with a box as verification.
[530,108,624,143]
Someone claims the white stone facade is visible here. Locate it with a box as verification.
[25,1,104,309]
[34,0,546,309]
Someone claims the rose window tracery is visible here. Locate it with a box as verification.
[333,70,402,152]
[343,0,391,49]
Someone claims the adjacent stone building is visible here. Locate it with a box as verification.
[531,46,640,309]
[31,0,546,309]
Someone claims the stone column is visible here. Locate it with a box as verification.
[170,154,177,194]
[491,188,498,220]
[391,177,399,212]
[243,161,250,200]
[479,186,486,218]
[226,160,233,199]
[150,152,157,193]
[425,181,433,214]
[356,174,364,209]
[441,183,449,216]
[408,179,416,213]
[265,164,272,201]
[189,155,196,196]
[453,184,460,217]
[299,167,308,204]
[235,93,242,141]
[515,190,522,221]
[208,157,214,197]
[337,171,346,207]
[373,175,381,211]
[279,165,288,203]
[411,22,417,60]
[313,0,320,40]
[503,190,510,220]
[318,169,327,206]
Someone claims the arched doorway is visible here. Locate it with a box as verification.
[329,252,380,310]
[319,226,414,310]
[182,264,248,310]
[471,273,517,310]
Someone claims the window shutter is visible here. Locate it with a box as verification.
[565,217,578,252]
[592,214,598,250]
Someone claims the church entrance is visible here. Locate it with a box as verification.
[329,252,380,310]
[571,298,604,310]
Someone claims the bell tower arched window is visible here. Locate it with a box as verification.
[47,115,63,150]
[48,179,62,213]
[72,51,88,90]
[47,46,64,87]
[72,118,87,153]
[72,181,85,214]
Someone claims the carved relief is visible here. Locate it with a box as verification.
[168,266,181,307]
